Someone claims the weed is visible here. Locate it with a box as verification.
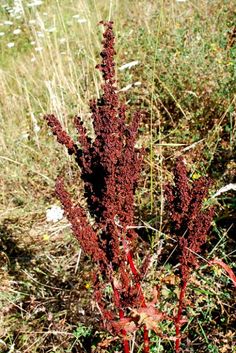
[45,21,149,353]
[0,1,235,352]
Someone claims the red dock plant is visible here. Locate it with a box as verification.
[165,157,215,352]
[44,21,217,352]
[45,21,149,352]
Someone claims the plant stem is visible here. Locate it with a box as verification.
[127,250,150,353]
[143,326,150,353]
[113,285,130,353]
[175,280,187,352]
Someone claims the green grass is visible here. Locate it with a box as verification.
[0,0,235,352]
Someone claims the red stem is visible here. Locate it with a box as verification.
[127,250,150,353]
[113,285,130,353]
[175,280,187,352]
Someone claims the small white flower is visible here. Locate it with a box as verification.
[10,2,24,18]
[0,32,5,36]
[30,40,36,45]
[47,27,56,33]
[119,83,133,92]
[7,42,15,48]
[77,19,87,24]
[27,1,43,8]
[31,56,36,62]
[59,37,66,44]
[34,124,40,133]
[46,205,64,223]
[29,19,37,25]
[72,15,87,23]
[196,33,201,41]
[4,21,13,25]
[20,132,30,141]
[119,81,142,92]
[35,46,43,52]
[119,60,139,71]
[31,112,40,133]
[13,28,21,35]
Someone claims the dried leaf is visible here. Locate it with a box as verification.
[132,306,165,331]
[112,318,137,333]
[163,274,178,285]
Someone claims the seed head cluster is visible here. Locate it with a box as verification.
[45,21,144,328]
[165,158,215,281]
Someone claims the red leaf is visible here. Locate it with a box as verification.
[209,259,236,287]
[112,318,137,333]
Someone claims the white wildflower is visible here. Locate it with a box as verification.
[0,32,5,36]
[34,124,40,133]
[59,37,66,44]
[7,42,15,48]
[27,1,43,7]
[119,81,142,92]
[72,15,87,23]
[119,60,139,71]
[47,27,56,33]
[212,183,236,198]
[10,0,24,18]
[196,33,202,41]
[4,21,13,25]
[77,19,87,24]
[29,19,37,25]
[35,46,43,51]
[13,28,21,35]
[119,84,133,92]
[46,205,64,223]
[31,112,40,133]
[20,132,30,141]
[31,56,36,62]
